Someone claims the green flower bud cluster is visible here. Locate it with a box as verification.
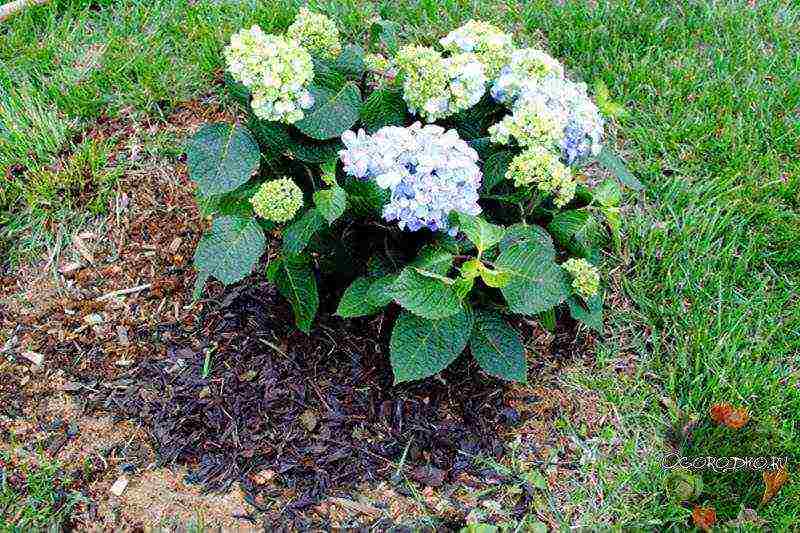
[562,258,600,299]
[250,177,304,223]
[286,8,342,61]
[506,146,576,207]
[439,20,514,78]
[224,25,315,124]
[396,45,487,122]
[488,96,562,149]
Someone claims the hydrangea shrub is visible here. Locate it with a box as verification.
[188,14,641,384]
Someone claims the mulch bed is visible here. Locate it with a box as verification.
[91,277,546,525]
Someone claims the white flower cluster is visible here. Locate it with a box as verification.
[224,25,315,124]
[396,46,487,122]
[490,48,564,105]
[439,20,514,78]
[491,73,604,164]
[339,123,482,232]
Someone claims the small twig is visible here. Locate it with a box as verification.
[95,283,151,302]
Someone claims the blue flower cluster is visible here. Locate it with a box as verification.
[492,74,604,164]
[339,123,482,233]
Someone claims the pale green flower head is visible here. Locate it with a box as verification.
[562,258,600,299]
[396,46,486,122]
[365,53,391,73]
[506,146,575,207]
[489,96,563,149]
[440,20,514,78]
[250,177,304,223]
[287,8,342,60]
[224,25,315,124]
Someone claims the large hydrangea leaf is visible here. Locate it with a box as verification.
[567,292,604,333]
[412,245,454,276]
[335,45,366,78]
[295,82,362,140]
[456,213,505,254]
[336,276,382,318]
[247,116,293,160]
[392,267,462,319]
[224,72,250,108]
[186,123,260,196]
[495,235,571,315]
[313,185,347,224]
[282,208,326,256]
[360,89,408,133]
[269,255,319,334]
[470,310,527,383]
[547,209,606,261]
[389,307,474,384]
[193,215,265,294]
[481,150,514,193]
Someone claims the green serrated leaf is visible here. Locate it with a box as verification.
[453,277,474,300]
[313,185,347,224]
[468,137,496,161]
[186,123,260,196]
[337,276,382,318]
[194,216,265,287]
[341,175,390,217]
[567,292,604,333]
[311,57,346,90]
[360,89,407,133]
[596,147,643,191]
[282,208,326,256]
[335,44,366,78]
[548,209,606,261]
[481,150,514,193]
[499,223,555,254]
[288,136,343,163]
[470,310,527,382]
[392,267,462,319]
[479,266,511,288]
[368,273,398,307]
[224,72,250,108]
[457,213,505,254]
[412,245,454,276]
[370,20,399,56]
[272,254,319,333]
[390,307,474,383]
[295,82,362,140]
[495,237,571,315]
[593,179,621,207]
[247,116,293,159]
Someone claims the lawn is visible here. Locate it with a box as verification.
[1,0,798,529]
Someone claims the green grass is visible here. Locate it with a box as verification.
[0,448,86,531]
[1,0,798,528]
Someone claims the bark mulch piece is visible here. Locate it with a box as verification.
[95,278,540,526]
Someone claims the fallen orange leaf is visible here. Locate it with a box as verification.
[692,506,716,531]
[709,403,733,424]
[709,402,750,429]
[762,467,789,504]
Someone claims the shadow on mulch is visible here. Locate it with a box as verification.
[91,276,579,524]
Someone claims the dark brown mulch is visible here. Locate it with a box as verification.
[83,276,551,526]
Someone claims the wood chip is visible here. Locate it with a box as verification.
[329,497,381,516]
[59,262,83,275]
[116,325,130,346]
[110,476,129,496]
[72,234,95,264]
[20,350,44,366]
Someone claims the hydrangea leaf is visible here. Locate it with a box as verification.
[596,146,644,191]
[247,116,293,159]
[368,273,399,307]
[311,57,346,90]
[593,179,622,207]
[186,123,260,195]
[548,209,606,261]
[495,237,571,315]
[335,44,366,78]
[500,223,555,256]
[224,72,250,108]
[282,208,326,256]
[193,215,265,288]
[289,137,343,163]
[392,267,462,319]
[468,137,496,161]
[360,89,408,133]
[452,277,474,300]
[482,150,514,193]
[470,310,527,383]
[295,82,362,140]
[370,20,399,56]
[479,265,512,288]
[567,292,604,333]
[457,213,505,254]
[412,245,454,276]
[340,176,389,216]
[271,254,319,334]
[336,276,382,318]
[313,185,347,224]
[389,307,474,384]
